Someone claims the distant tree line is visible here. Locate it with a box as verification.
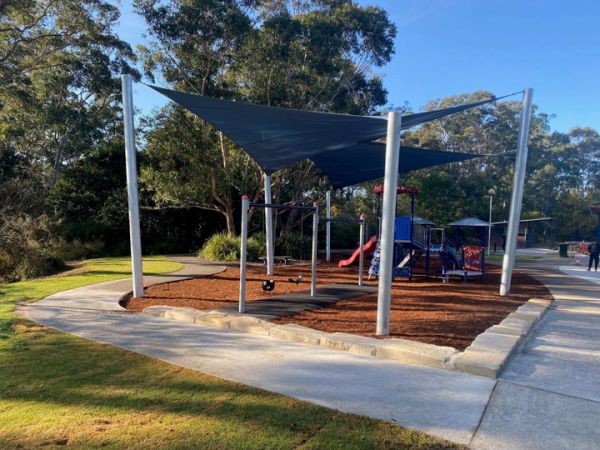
[1,0,598,280]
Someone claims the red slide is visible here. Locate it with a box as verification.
[338,235,378,268]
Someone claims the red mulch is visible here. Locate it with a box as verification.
[123,260,551,350]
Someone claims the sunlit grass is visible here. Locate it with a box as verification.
[486,254,540,263]
[0,256,182,349]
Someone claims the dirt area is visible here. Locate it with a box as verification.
[124,260,551,350]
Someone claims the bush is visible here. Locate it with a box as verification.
[0,213,66,282]
[198,232,239,261]
[276,232,312,260]
[54,239,105,261]
[198,232,265,261]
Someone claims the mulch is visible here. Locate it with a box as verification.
[123,259,551,351]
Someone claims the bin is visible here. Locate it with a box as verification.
[558,243,568,258]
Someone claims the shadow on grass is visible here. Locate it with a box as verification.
[0,323,460,449]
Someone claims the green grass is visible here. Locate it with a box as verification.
[486,254,540,263]
[0,256,182,350]
[0,257,460,449]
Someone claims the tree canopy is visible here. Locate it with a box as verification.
[0,0,598,281]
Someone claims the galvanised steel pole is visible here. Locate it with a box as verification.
[264,174,274,275]
[239,196,249,313]
[487,190,495,256]
[500,88,534,296]
[311,202,319,297]
[358,214,365,286]
[376,111,402,335]
[326,190,331,262]
[121,75,144,298]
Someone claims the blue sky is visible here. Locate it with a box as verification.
[116,0,600,132]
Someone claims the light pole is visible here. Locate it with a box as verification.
[487,188,496,256]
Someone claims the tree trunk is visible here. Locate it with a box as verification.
[224,205,236,235]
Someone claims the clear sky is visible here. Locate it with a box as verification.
[116,0,600,132]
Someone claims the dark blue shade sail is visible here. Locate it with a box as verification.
[312,143,482,189]
[149,85,492,175]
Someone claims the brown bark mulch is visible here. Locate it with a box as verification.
[123,260,551,351]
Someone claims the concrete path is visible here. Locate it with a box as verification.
[25,256,495,446]
[471,258,600,449]
[558,264,600,286]
[26,254,600,448]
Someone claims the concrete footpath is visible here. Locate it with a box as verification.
[25,255,600,448]
[471,258,600,449]
[26,256,494,446]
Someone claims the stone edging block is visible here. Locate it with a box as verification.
[376,338,458,369]
[142,296,553,376]
[453,297,553,378]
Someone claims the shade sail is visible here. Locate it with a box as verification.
[448,217,490,227]
[149,85,494,175]
[312,143,482,188]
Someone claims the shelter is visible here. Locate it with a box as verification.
[491,217,553,249]
[120,76,534,336]
[448,217,490,248]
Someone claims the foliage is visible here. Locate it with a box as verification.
[135,0,396,233]
[0,0,138,278]
[198,232,265,261]
[276,231,313,260]
[0,214,64,282]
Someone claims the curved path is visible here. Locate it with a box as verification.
[26,255,600,448]
[26,256,494,446]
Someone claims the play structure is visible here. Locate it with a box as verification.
[368,186,450,280]
[122,75,535,335]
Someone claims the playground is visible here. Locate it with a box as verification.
[124,260,550,350]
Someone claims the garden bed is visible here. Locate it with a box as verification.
[124,261,551,350]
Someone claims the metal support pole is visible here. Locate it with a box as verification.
[487,194,493,256]
[500,88,534,296]
[239,196,249,313]
[358,214,365,286]
[121,74,144,298]
[311,203,319,296]
[326,190,331,262]
[376,112,402,335]
[264,174,274,275]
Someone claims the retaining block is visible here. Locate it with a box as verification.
[497,316,534,336]
[375,338,458,369]
[320,333,378,356]
[165,307,205,323]
[229,316,273,336]
[453,348,507,378]
[469,332,521,354]
[195,312,233,328]
[143,306,174,318]
[269,324,325,345]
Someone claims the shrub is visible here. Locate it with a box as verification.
[198,232,240,261]
[198,232,266,261]
[0,213,66,282]
[276,232,312,259]
[247,232,266,261]
[54,239,105,261]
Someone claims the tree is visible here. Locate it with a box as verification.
[135,0,396,234]
[0,0,138,278]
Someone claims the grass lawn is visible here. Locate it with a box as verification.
[0,257,460,449]
[486,254,540,263]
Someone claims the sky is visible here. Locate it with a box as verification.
[115,0,600,132]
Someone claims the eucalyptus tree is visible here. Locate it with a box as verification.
[135,0,396,234]
[0,0,137,278]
